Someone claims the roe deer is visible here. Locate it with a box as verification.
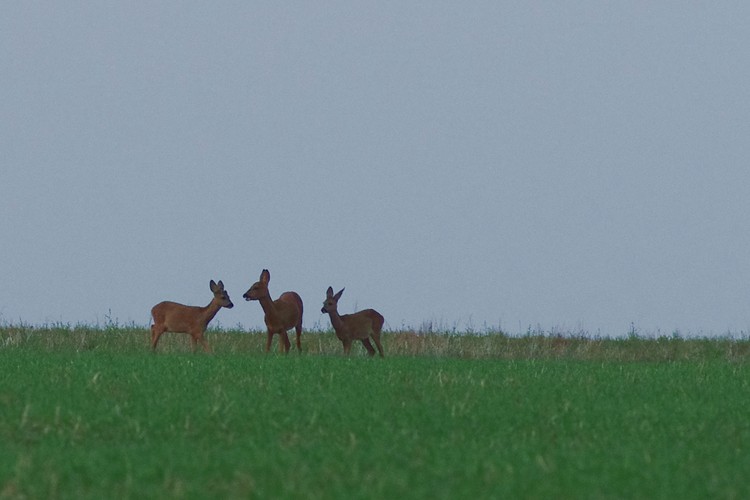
[243,269,303,353]
[150,279,233,352]
[321,287,384,357]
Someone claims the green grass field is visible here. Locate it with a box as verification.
[1,325,749,498]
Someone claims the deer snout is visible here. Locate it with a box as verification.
[320,306,327,314]
[226,302,234,309]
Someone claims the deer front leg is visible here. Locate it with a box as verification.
[265,330,274,353]
[196,333,211,353]
[188,330,209,353]
[342,339,353,355]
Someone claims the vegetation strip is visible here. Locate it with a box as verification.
[1,326,748,498]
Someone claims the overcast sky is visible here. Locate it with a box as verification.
[2,3,750,337]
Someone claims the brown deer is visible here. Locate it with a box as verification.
[150,279,234,352]
[321,287,384,357]
[243,269,303,353]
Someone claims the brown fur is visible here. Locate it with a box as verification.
[243,269,303,353]
[321,287,384,357]
[150,280,233,352]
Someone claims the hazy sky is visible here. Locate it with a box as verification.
[2,3,750,336]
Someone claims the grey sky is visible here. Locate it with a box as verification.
[2,3,749,336]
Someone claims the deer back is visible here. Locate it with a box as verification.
[339,309,383,340]
[152,302,207,333]
[270,291,303,330]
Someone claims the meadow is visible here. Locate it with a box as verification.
[1,324,749,499]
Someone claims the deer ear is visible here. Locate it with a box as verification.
[217,280,224,290]
[260,269,270,283]
[334,288,345,301]
[210,280,218,292]
[326,286,334,297]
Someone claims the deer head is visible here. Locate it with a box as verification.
[243,269,270,301]
[210,280,234,309]
[321,286,344,314]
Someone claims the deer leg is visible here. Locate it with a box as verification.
[361,338,376,357]
[295,325,302,352]
[151,324,166,351]
[265,331,273,353]
[279,331,291,353]
[372,332,385,358]
[342,339,352,355]
[196,333,211,353]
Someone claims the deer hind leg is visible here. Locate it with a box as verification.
[372,331,385,358]
[265,331,274,353]
[279,330,291,354]
[151,324,166,351]
[361,338,376,357]
[294,324,302,352]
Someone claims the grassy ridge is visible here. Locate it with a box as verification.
[1,323,749,361]
[1,326,749,498]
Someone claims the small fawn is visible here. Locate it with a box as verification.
[150,279,233,352]
[321,287,384,357]
[243,269,303,353]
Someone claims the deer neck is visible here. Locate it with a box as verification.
[327,308,346,332]
[257,293,281,322]
[201,298,223,327]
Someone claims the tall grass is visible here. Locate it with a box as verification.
[1,324,748,362]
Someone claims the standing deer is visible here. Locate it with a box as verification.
[150,279,234,352]
[243,269,303,353]
[321,287,384,357]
